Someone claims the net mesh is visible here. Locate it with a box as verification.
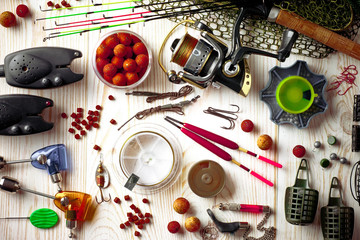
[137,0,360,58]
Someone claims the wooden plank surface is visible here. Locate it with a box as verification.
[0,1,359,239]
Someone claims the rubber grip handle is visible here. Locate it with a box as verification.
[275,10,360,61]
[181,128,232,161]
[249,171,274,187]
[258,155,283,168]
[183,123,239,149]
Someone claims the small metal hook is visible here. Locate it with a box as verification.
[95,188,111,204]
[39,5,53,12]
[203,104,240,130]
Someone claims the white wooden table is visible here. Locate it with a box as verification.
[0,1,359,239]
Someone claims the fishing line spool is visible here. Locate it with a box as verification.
[159,16,298,95]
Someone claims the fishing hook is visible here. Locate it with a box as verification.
[203,104,240,130]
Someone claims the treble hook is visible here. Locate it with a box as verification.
[95,154,111,204]
[95,188,111,204]
[203,104,240,130]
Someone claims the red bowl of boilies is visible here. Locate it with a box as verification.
[92,30,152,89]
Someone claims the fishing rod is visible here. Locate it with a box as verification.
[39,0,141,12]
[35,0,188,22]
[43,3,237,41]
[44,0,230,31]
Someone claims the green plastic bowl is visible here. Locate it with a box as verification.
[276,76,318,114]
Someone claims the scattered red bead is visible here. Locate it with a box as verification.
[133,216,139,221]
[68,128,75,134]
[93,123,100,128]
[75,118,81,123]
[75,125,82,130]
[96,105,102,110]
[89,121,94,126]
[47,1,54,7]
[130,204,136,209]
[134,220,140,225]
[61,0,68,7]
[138,224,143,229]
[61,113,68,119]
[241,119,254,132]
[80,130,86,136]
[144,218,150,224]
[81,120,87,125]
[55,4,61,8]
[127,212,133,217]
[108,95,115,100]
[142,198,149,204]
[77,108,83,112]
[124,195,131,201]
[145,213,151,218]
[71,122,77,127]
[88,110,94,115]
[75,134,81,140]
[293,145,306,158]
[138,213,144,218]
[134,208,140,214]
[76,113,82,118]
[120,223,125,229]
[70,113,77,118]
[92,117,99,122]
[87,116,93,121]
[139,219,145,225]
[134,231,140,237]
[85,125,91,130]
[110,119,117,124]
[125,221,131,227]
[93,145,101,151]
[114,197,121,204]
[94,111,100,116]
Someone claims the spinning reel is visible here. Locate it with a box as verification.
[159,14,298,96]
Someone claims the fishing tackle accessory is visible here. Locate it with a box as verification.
[206,209,249,233]
[0,94,54,135]
[203,104,239,130]
[0,144,68,191]
[117,95,200,131]
[0,47,83,89]
[126,85,194,103]
[95,154,111,204]
[159,17,298,95]
[285,159,318,225]
[0,208,59,229]
[350,161,360,205]
[352,125,360,152]
[321,177,354,240]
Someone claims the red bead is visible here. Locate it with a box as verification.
[293,145,306,158]
[124,195,131,201]
[93,145,101,151]
[138,224,143,229]
[138,213,144,218]
[134,231,140,237]
[65,4,71,7]
[75,134,81,139]
[70,113,77,118]
[127,212,133,217]
[144,218,150,224]
[134,220,140,225]
[125,221,131,227]
[130,204,136,209]
[55,4,61,8]
[93,123,99,128]
[75,125,82,130]
[89,121,94,126]
[133,216,139,221]
[61,113,68,119]
[75,118,81,123]
[94,111,100,116]
[47,1,54,7]
[85,125,91,130]
[81,120,87,125]
[68,128,75,134]
[134,208,140,214]
[87,116,93,121]
[71,122,77,127]
[76,113,82,118]
[108,95,115,100]
[80,130,86,136]
[110,119,117,124]
[241,119,254,132]
[129,217,134,223]
[88,110,94,115]
[61,0,67,6]
[139,219,145,224]
[114,197,121,204]
[92,117,98,122]
[144,213,151,218]
[96,105,102,110]
[77,108,83,112]
[120,223,125,229]
[142,198,149,204]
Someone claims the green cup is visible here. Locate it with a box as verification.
[276,76,318,114]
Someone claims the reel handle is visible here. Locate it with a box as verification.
[278,29,299,62]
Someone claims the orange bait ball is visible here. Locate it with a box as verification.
[257,134,273,150]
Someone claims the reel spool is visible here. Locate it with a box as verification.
[159,16,298,95]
